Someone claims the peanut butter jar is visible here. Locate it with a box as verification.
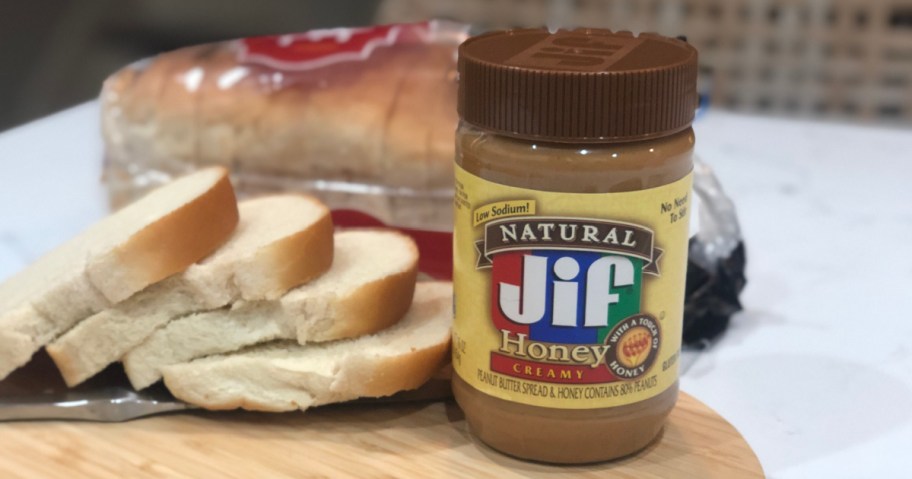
[452,28,698,463]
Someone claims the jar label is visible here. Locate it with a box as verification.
[453,165,692,409]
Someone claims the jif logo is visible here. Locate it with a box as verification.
[491,250,642,345]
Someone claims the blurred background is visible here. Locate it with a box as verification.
[1,0,910,131]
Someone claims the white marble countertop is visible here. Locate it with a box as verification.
[1,101,911,477]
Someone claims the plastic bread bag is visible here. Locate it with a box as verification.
[101,20,469,232]
[100,22,745,344]
[685,158,747,347]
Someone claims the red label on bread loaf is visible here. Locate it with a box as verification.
[239,22,432,71]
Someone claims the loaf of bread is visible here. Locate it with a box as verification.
[123,229,419,390]
[162,281,452,412]
[46,194,333,387]
[101,21,465,231]
[0,167,238,381]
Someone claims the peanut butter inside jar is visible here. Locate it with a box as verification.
[452,29,698,464]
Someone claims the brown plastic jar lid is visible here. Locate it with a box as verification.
[458,28,698,143]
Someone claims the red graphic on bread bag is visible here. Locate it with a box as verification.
[239,22,431,71]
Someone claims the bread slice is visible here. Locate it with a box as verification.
[162,281,452,412]
[0,167,238,380]
[45,194,333,387]
[123,229,418,390]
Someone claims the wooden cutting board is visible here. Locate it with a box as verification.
[0,390,762,478]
